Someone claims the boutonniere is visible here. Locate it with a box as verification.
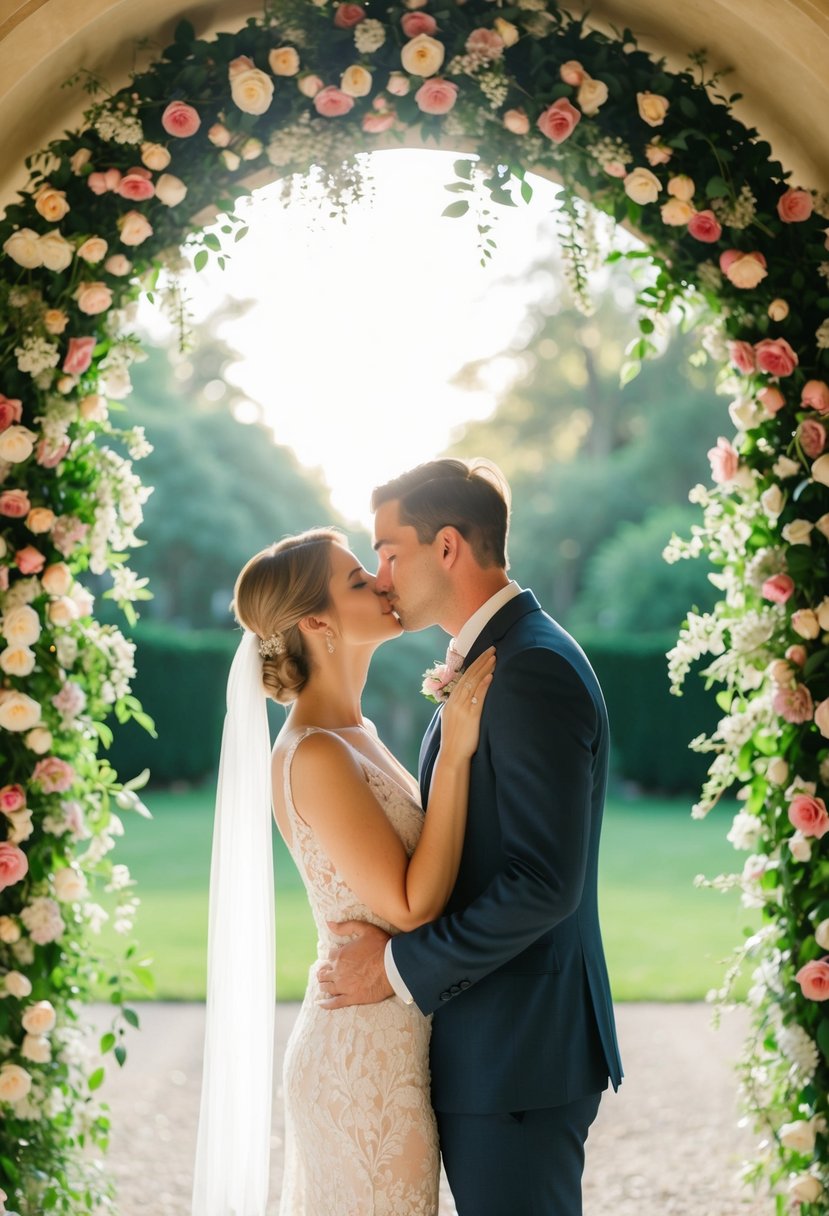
[421,649,464,704]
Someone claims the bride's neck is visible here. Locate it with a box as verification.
[288,644,372,730]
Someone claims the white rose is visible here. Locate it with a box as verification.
[0,426,37,463]
[0,648,35,677]
[2,606,41,648]
[4,971,32,998]
[38,231,74,272]
[230,66,275,115]
[140,142,171,171]
[269,47,300,76]
[0,1064,32,1103]
[815,918,829,950]
[100,366,132,400]
[788,1174,823,1204]
[48,596,78,627]
[780,1119,816,1151]
[21,1000,56,1035]
[25,727,52,754]
[0,917,20,943]
[576,77,608,116]
[53,867,88,903]
[155,174,188,207]
[0,692,41,733]
[789,830,812,862]
[76,236,108,264]
[667,174,695,201]
[767,757,789,785]
[341,64,373,97]
[3,229,43,269]
[21,1034,51,1064]
[71,585,94,617]
[623,167,662,205]
[400,34,445,77]
[728,396,763,431]
[783,519,814,546]
[14,938,34,966]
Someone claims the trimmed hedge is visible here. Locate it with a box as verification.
[108,625,716,792]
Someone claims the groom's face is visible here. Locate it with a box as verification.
[373,499,447,632]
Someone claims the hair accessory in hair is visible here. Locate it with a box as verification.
[258,633,286,658]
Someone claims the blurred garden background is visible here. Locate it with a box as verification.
[96,156,753,1006]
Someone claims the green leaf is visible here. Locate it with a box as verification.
[123,1007,140,1029]
[817,1018,829,1064]
[678,96,698,118]
[619,360,641,388]
[114,1045,127,1067]
[638,317,655,335]
[203,233,221,252]
[452,158,474,180]
[100,1033,116,1054]
[88,1067,105,1091]
[442,200,469,219]
[175,18,195,43]
[520,180,533,204]
[193,250,209,273]
[705,175,729,198]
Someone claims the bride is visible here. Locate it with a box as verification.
[192,527,495,1215]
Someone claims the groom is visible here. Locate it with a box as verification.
[318,457,622,1214]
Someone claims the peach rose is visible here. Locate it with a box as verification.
[637,91,669,126]
[503,108,530,135]
[0,490,31,518]
[34,184,69,222]
[269,47,300,76]
[26,507,55,534]
[493,18,519,47]
[155,174,188,207]
[220,150,240,171]
[313,87,355,117]
[795,958,829,1000]
[75,282,113,316]
[537,97,581,144]
[645,140,672,166]
[119,211,153,246]
[791,609,820,640]
[53,866,88,902]
[70,147,91,174]
[401,33,445,77]
[767,756,789,784]
[341,65,373,97]
[577,77,608,116]
[4,972,31,998]
[78,393,108,423]
[3,229,43,269]
[0,1064,32,1103]
[817,513,829,538]
[815,698,829,737]
[687,210,722,243]
[817,595,829,629]
[117,173,155,202]
[161,100,201,137]
[623,167,661,205]
[21,1034,51,1064]
[41,563,72,596]
[777,188,813,223]
[728,341,756,375]
[812,454,829,486]
[402,11,436,36]
[665,176,692,202]
[48,597,80,627]
[560,60,586,86]
[21,1001,56,1035]
[15,547,44,576]
[0,648,35,677]
[767,298,789,322]
[755,337,798,377]
[660,197,694,226]
[799,419,827,459]
[0,395,22,431]
[87,169,122,195]
[786,644,808,667]
[0,916,20,943]
[36,437,70,468]
[789,794,829,838]
[774,683,814,722]
[43,309,68,335]
[362,111,395,134]
[762,573,795,604]
[719,250,767,289]
[334,3,365,28]
[141,142,171,171]
[413,78,456,114]
[207,123,232,147]
[0,785,25,814]
[802,380,829,414]
[39,231,73,272]
[0,842,28,891]
[759,386,786,415]
[0,425,36,463]
[76,236,108,264]
[229,62,275,115]
[25,727,52,755]
[386,72,410,97]
[790,830,812,862]
[0,691,41,733]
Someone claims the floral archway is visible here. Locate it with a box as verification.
[0,0,827,1211]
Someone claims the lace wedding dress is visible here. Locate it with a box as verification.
[276,727,439,1216]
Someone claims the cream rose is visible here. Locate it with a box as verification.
[26,507,56,535]
[783,519,814,547]
[2,605,40,647]
[230,63,275,115]
[0,692,41,732]
[75,281,113,315]
[38,230,74,272]
[70,148,91,174]
[4,229,43,269]
[667,174,694,201]
[792,609,820,640]
[788,1175,823,1204]
[220,150,241,172]
[0,1064,32,1104]
[48,597,80,627]
[4,971,32,998]
[0,426,36,464]
[41,563,71,596]
[76,236,108,264]
[21,1034,51,1064]
[660,198,695,226]
[141,142,172,171]
[780,1118,817,1152]
[400,33,445,77]
[79,394,108,423]
[577,77,608,116]
[21,1000,56,1036]
[789,830,812,862]
[341,64,373,96]
[493,18,519,47]
[119,211,153,246]
[34,184,69,222]
[239,137,263,161]
[768,298,789,322]
[767,757,789,785]
[815,919,829,950]
[53,867,88,902]
[269,46,300,75]
[155,174,188,207]
[623,167,662,205]
[0,917,20,944]
[25,727,52,754]
[637,91,669,126]
[0,648,35,678]
[386,72,410,96]
[760,485,784,517]
[43,309,68,335]
[207,122,232,146]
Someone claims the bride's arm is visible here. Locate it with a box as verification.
[287,649,495,932]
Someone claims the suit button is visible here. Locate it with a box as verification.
[459,980,471,990]
[449,985,461,996]
[439,991,451,1001]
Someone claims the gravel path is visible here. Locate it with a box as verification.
[92,1002,769,1215]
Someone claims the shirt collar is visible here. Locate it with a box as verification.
[452,581,522,658]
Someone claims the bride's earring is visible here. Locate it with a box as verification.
[325,629,335,655]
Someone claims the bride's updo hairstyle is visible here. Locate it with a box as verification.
[233,528,345,703]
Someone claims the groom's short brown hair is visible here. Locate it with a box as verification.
[371,458,511,570]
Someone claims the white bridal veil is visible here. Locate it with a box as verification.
[192,630,275,1215]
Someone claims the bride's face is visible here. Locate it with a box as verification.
[326,544,402,647]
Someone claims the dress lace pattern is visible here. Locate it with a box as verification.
[278,728,439,1216]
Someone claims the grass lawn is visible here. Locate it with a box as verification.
[98,788,756,1002]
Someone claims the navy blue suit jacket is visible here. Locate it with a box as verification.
[391,590,623,1114]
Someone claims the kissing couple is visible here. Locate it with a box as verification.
[192,456,622,1215]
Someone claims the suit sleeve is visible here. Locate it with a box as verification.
[391,646,598,1015]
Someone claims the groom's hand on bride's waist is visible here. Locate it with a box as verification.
[317,921,394,1008]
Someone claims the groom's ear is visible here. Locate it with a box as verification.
[437,526,463,568]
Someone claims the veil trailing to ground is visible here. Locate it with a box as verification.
[192,630,275,1215]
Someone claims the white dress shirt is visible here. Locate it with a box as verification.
[384,582,522,1004]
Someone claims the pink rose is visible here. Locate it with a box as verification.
[799,419,827,459]
[803,380,829,415]
[503,107,530,135]
[0,785,25,814]
[421,663,459,700]
[719,249,768,289]
[87,168,122,195]
[362,112,395,134]
[402,11,436,36]
[0,490,31,518]
[36,438,70,468]
[465,28,504,59]
[559,60,586,86]
[789,794,829,838]
[313,87,355,118]
[707,436,739,484]
[773,683,814,723]
[0,843,28,893]
[795,958,829,1001]
[728,340,756,375]
[777,188,813,223]
[762,573,795,604]
[815,698,829,738]
[755,337,799,378]
[15,546,45,576]
[786,644,808,667]
[31,757,75,795]
[117,172,155,201]
[333,3,365,27]
[537,97,581,144]
[687,209,723,243]
[0,395,23,432]
[414,78,458,115]
[161,100,201,137]
[759,386,786,415]
[63,337,95,376]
